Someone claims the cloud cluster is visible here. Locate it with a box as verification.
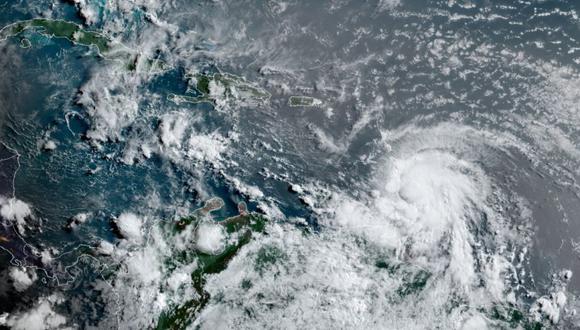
[2,296,68,330]
[0,196,32,233]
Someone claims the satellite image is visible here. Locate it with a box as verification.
[1,0,580,329]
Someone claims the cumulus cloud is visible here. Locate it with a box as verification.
[115,212,143,242]
[40,250,53,266]
[224,175,264,200]
[159,112,190,149]
[67,212,91,230]
[531,292,568,324]
[2,296,67,330]
[193,123,537,329]
[97,240,115,256]
[0,196,32,233]
[196,223,226,255]
[72,0,100,25]
[75,70,140,144]
[95,224,198,328]
[9,267,36,292]
[125,246,163,284]
[186,132,229,163]
[42,140,57,151]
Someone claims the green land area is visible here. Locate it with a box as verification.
[0,18,111,54]
[169,72,271,106]
[0,19,269,106]
[0,18,166,73]
[288,95,323,107]
[156,198,541,330]
[156,198,267,329]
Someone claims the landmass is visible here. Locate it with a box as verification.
[0,18,166,73]
[288,95,323,107]
[0,18,111,55]
[168,72,271,107]
[159,198,267,329]
[0,19,270,106]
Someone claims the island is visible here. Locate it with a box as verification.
[0,18,112,55]
[288,95,323,107]
[0,18,166,73]
[168,72,271,107]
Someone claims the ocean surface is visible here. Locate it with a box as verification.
[1,0,580,329]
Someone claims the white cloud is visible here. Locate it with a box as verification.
[76,70,140,143]
[72,212,89,224]
[0,196,32,233]
[196,223,226,255]
[159,112,190,149]
[125,246,163,284]
[115,212,143,242]
[3,296,67,330]
[97,240,115,256]
[209,80,227,109]
[224,176,264,200]
[196,222,478,329]
[40,250,53,266]
[9,267,36,292]
[72,0,100,25]
[186,132,229,163]
[531,293,568,324]
[42,140,57,151]
[92,221,198,328]
[194,122,537,329]
[68,212,91,230]
[461,314,489,330]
